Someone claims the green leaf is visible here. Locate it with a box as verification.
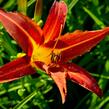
[105,59,109,72]
[3,0,17,10]
[0,30,17,56]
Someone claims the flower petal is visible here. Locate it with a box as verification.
[62,63,103,97]
[34,61,102,102]
[0,10,43,54]
[42,64,67,103]
[18,13,43,44]
[0,56,35,83]
[43,1,67,43]
[59,27,109,62]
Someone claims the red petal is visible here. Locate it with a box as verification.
[0,10,43,54]
[18,13,43,44]
[43,1,67,43]
[0,56,35,83]
[35,61,102,102]
[42,64,67,103]
[62,63,103,97]
[59,28,109,62]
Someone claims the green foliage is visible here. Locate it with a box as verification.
[0,0,109,109]
[17,0,27,15]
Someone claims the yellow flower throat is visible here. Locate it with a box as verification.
[30,37,61,65]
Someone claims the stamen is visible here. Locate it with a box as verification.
[49,25,62,63]
[52,24,63,52]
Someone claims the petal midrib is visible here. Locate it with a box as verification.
[44,3,61,43]
[0,63,31,77]
[59,31,108,52]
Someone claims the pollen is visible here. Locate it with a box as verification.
[50,51,61,63]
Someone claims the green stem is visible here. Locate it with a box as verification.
[0,83,31,95]
[68,0,79,11]
[90,73,109,80]
[13,91,37,109]
[83,7,105,28]
[0,105,7,109]
[20,78,25,89]
[27,0,36,7]
[97,97,109,109]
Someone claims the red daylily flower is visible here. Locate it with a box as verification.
[0,1,109,103]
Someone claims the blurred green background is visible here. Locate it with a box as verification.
[0,0,109,109]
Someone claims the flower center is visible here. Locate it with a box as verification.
[31,45,61,65]
[31,46,51,64]
[29,36,61,66]
[50,51,61,63]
